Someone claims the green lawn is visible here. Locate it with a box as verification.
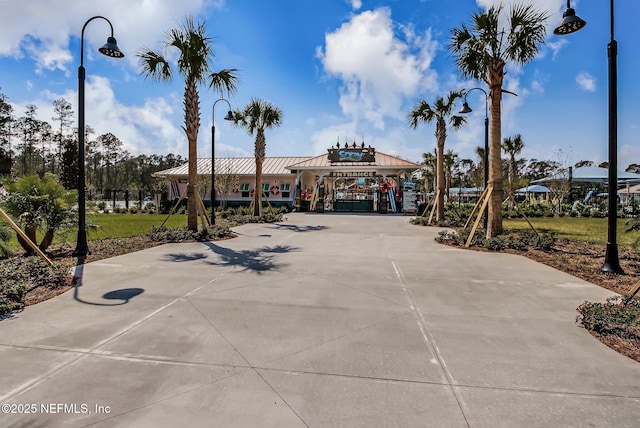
[503,216,640,248]
[5,213,189,250]
[85,213,188,240]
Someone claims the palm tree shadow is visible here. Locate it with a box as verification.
[268,223,329,233]
[200,241,298,273]
[163,252,208,262]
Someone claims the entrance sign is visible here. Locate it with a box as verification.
[328,145,375,163]
[330,171,375,178]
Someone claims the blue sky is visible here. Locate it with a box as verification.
[1,0,639,169]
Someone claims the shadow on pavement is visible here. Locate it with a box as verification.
[162,252,208,262]
[200,241,298,273]
[72,261,144,306]
[268,223,329,233]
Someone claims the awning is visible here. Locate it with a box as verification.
[515,184,551,194]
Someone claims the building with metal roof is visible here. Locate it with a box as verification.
[153,145,420,212]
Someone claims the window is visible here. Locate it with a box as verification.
[280,183,291,198]
[262,183,270,194]
[239,183,250,198]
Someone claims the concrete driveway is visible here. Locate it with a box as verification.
[0,213,638,427]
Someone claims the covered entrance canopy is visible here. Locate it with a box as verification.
[286,143,420,213]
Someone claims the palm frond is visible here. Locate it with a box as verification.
[407,100,435,129]
[505,4,549,64]
[208,68,240,97]
[168,17,213,84]
[137,49,172,82]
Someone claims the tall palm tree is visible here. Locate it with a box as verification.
[502,133,524,189]
[408,91,465,222]
[421,150,436,193]
[443,149,458,200]
[233,98,283,216]
[449,4,547,237]
[137,17,239,231]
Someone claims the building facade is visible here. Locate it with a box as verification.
[153,145,420,213]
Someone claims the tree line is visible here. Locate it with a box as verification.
[0,90,184,196]
[420,134,640,204]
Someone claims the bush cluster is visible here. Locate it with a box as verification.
[434,228,555,251]
[107,205,157,214]
[0,257,72,316]
[0,223,13,259]
[148,226,214,242]
[217,206,287,224]
[577,296,640,339]
[410,202,475,228]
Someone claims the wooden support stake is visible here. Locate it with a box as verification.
[196,192,211,229]
[624,280,640,305]
[464,187,489,230]
[159,194,187,228]
[427,189,439,225]
[506,194,541,241]
[0,207,52,265]
[465,186,492,248]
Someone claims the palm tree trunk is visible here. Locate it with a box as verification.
[184,78,201,231]
[17,226,38,255]
[253,130,266,216]
[39,229,54,252]
[509,154,516,188]
[487,62,505,237]
[436,122,446,222]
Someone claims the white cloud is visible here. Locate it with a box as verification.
[0,0,233,157]
[348,0,363,10]
[15,77,186,156]
[576,72,596,92]
[476,0,563,20]
[317,8,439,132]
[620,144,640,169]
[0,0,224,72]
[311,123,357,156]
[547,38,569,60]
[82,76,187,155]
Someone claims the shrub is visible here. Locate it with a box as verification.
[432,228,555,252]
[577,296,640,339]
[0,257,72,316]
[485,236,506,251]
[1,174,76,253]
[410,216,431,226]
[627,215,640,248]
[148,226,208,242]
[434,230,456,244]
[97,201,107,211]
[215,206,285,225]
[409,203,475,228]
[0,222,13,259]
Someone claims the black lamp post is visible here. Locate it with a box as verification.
[72,16,124,259]
[459,88,489,227]
[459,88,489,192]
[555,0,623,274]
[210,98,235,225]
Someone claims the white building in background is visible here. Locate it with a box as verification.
[153,144,420,213]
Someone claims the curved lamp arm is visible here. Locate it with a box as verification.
[80,16,123,67]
